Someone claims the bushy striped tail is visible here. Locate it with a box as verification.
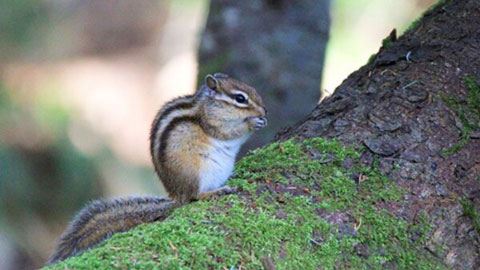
[46,196,178,265]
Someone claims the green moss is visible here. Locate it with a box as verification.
[441,76,480,155]
[405,18,421,34]
[367,53,377,65]
[44,138,445,270]
[404,0,452,33]
[464,77,480,115]
[460,199,480,235]
[381,37,393,49]
[366,35,393,66]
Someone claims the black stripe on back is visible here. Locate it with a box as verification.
[158,115,201,164]
[149,95,195,157]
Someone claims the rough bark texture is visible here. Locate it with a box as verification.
[277,0,480,268]
[198,0,330,155]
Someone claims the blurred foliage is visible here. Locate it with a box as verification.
[0,0,52,59]
[1,0,167,60]
[0,140,101,221]
[0,79,160,267]
[0,82,103,246]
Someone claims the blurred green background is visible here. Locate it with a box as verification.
[0,0,435,269]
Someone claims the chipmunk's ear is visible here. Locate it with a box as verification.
[205,74,218,91]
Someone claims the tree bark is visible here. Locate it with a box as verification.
[198,0,330,155]
[277,0,480,268]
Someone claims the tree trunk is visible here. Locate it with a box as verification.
[277,0,480,268]
[198,0,330,156]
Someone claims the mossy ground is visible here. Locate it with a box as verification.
[460,198,480,235]
[45,138,445,270]
[440,76,480,155]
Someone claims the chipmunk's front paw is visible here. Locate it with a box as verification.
[197,186,237,200]
[248,117,268,131]
[214,186,237,196]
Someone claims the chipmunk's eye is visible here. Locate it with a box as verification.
[234,94,248,104]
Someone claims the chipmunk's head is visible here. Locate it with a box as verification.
[202,73,267,137]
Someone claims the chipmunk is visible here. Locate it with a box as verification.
[46,73,267,265]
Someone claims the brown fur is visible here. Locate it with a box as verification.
[150,94,195,158]
[159,120,209,202]
[46,197,178,265]
[150,74,266,201]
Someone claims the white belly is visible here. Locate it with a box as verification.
[198,136,249,193]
